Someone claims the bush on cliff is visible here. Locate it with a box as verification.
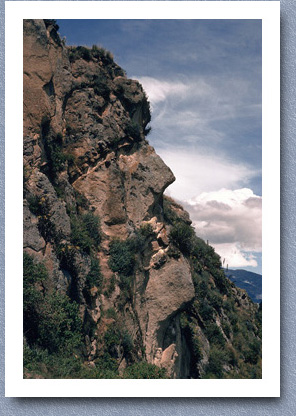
[70,212,102,254]
[108,239,135,277]
[93,75,111,100]
[23,253,83,354]
[69,46,92,62]
[123,362,167,379]
[169,221,195,255]
[125,121,142,142]
[85,257,103,290]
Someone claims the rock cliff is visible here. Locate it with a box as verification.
[23,20,261,379]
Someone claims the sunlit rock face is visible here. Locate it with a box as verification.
[23,19,194,377]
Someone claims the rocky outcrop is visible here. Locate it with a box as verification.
[23,19,194,377]
[23,20,261,379]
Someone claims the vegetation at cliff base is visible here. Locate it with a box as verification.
[23,252,165,379]
[24,253,83,355]
[123,362,167,379]
[165,196,262,379]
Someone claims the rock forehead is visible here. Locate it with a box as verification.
[118,143,175,224]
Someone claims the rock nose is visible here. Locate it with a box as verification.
[117,143,176,224]
[146,145,176,195]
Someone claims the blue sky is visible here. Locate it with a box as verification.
[57,19,262,274]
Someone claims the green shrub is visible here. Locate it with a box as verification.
[70,212,101,254]
[204,347,228,378]
[163,197,178,224]
[121,331,134,356]
[93,75,110,100]
[27,194,42,216]
[169,221,195,255]
[127,232,146,253]
[211,269,230,294]
[37,292,82,353]
[166,244,181,259]
[191,236,210,261]
[108,239,135,277]
[228,312,238,326]
[197,279,208,299]
[139,223,155,238]
[192,257,203,274]
[91,44,114,63]
[43,132,74,178]
[69,46,92,62]
[27,195,58,245]
[104,326,121,358]
[191,334,203,363]
[70,216,94,254]
[102,324,134,365]
[23,253,83,354]
[79,46,92,61]
[82,212,102,246]
[208,292,223,311]
[119,274,133,292]
[198,300,214,322]
[86,257,103,289]
[125,121,142,142]
[244,339,261,364]
[47,134,67,173]
[23,253,47,345]
[123,362,167,379]
[24,345,110,379]
[221,321,231,339]
[223,298,234,312]
[180,311,190,329]
[205,323,225,347]
[105,307,117,319]
[56,243,76,271]
[74,189,89,210]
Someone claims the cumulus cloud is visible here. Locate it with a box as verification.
[212,243,259,268]
[135,76,262,270]
[137,75,262,197]
[159,149,259,201]
[183,188,262,268]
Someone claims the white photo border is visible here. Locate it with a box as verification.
[5,1,280,397]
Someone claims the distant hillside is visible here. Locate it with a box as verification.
[225,269,262,303]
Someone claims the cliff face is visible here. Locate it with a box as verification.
[23,20,261,379]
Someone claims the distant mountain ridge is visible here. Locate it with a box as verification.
[225,269,262,303]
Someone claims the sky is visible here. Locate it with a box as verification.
[57,19,262,274]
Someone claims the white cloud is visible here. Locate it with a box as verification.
[213,243,258,268]
[159,149,258,201]
[136,76,190,107]
[137,75,261,124]
[135,75,262,270]
[183,188,262,269]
